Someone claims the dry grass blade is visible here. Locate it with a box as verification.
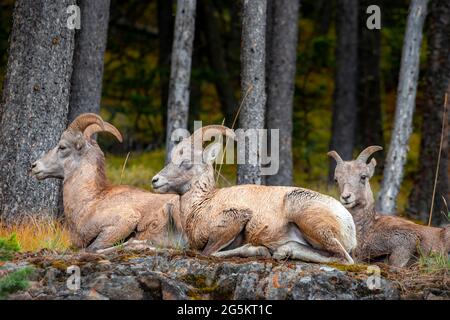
[216,84,253,184]
[428,93,448,226]
[120,152,131,185]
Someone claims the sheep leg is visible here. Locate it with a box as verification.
[211,244,271,258]
[87,225,135,252]
[290,209,354,264]
[273,241,351,265]
[202,208,252,255]
[388,246,414,268]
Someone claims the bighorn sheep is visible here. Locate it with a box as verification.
[328,146,450,267]
[151,125,357,265]
[31,113,183,251]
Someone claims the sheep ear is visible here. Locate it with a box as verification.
[203,143,222,163]
[368,158,377,177]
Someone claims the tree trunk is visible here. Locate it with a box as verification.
[407,0,450,225]
[165,0,196,162]
[200,0,237,127]
[377,0,429,214]
[188,16,202,132]
[157,0,174,140]
[315,0,333,35]
[356,0,384,163]
[0,0,75,223]
[237,0,267,185]
[68,0,110,121]
[328,0,359,184]
[265,0,300,186]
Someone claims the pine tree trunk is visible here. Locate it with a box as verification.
[200,0,237,127]
[165,0,196,162]
[357,0,384,162]
[157,0,174,141]
[328,0,359,184]
[67,0,110,121]
[237,0,267,185]
[265,0,300,186]
[407,0,450,225]
[0,0,75,224]
[377,0,429,214]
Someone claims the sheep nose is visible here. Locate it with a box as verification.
[152,176,159,184]
[342,193,351,201]
[31,162,36,169]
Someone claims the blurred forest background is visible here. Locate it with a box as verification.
[0,0,448,232]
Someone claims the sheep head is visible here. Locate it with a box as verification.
[152,125,235,195]
[31,113,122,180]
[327,146,383,209]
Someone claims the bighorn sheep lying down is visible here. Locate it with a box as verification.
[31,113,183,251]
[151,125,357,265]
[328,146,450,267]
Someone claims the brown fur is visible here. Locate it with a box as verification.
[152,126,357,264]
[32,114,184,251]
[329,146,450,267]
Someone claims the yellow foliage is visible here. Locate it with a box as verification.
[0,217,72,253]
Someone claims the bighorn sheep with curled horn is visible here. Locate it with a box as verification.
[328,146,450,267]
[151,125,357,264]
[31,113,183,251]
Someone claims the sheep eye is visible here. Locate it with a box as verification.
[180,159,192,169]
[58,145,67,151]
[360,175,367,183]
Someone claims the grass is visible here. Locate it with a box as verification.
[418,251,450,273]
[0,217,71,253]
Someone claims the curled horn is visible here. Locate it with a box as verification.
[190,125,236,146]
[327,150,344,166]
[83,122,123,142]
[356,146,383,163]
[68,113,105,133]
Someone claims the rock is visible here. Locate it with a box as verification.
[4,247,437,300]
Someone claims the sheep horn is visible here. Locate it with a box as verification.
[83,122,123,143]
[327,150,344,166]
[190,125,236,146]
[356,146,383,163]
[68,113,105,133]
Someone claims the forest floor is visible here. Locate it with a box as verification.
[0,242,449,300]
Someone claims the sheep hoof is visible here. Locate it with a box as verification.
[272,249,289,260]
[256,247,272,258]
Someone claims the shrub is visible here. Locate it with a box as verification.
[0,233,20,261]
[0,267,33,299]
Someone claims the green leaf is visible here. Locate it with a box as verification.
[0,233,21,261]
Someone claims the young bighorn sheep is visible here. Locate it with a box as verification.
[31,113,183,251]
[328,146,450,267]
[151,125,357,265]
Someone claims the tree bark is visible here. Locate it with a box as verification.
[200,0,237,127]
[328,0,359,184]
[157,0,174,140]
[165,0,196,162]
[314,0,333,35]
[237,0,267,185]
[377,0,429,214]
[407,0,450,225]
[356,0,384,162]
[265,0,300,186]
[0,0,75,223]
[68,0,110,121]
